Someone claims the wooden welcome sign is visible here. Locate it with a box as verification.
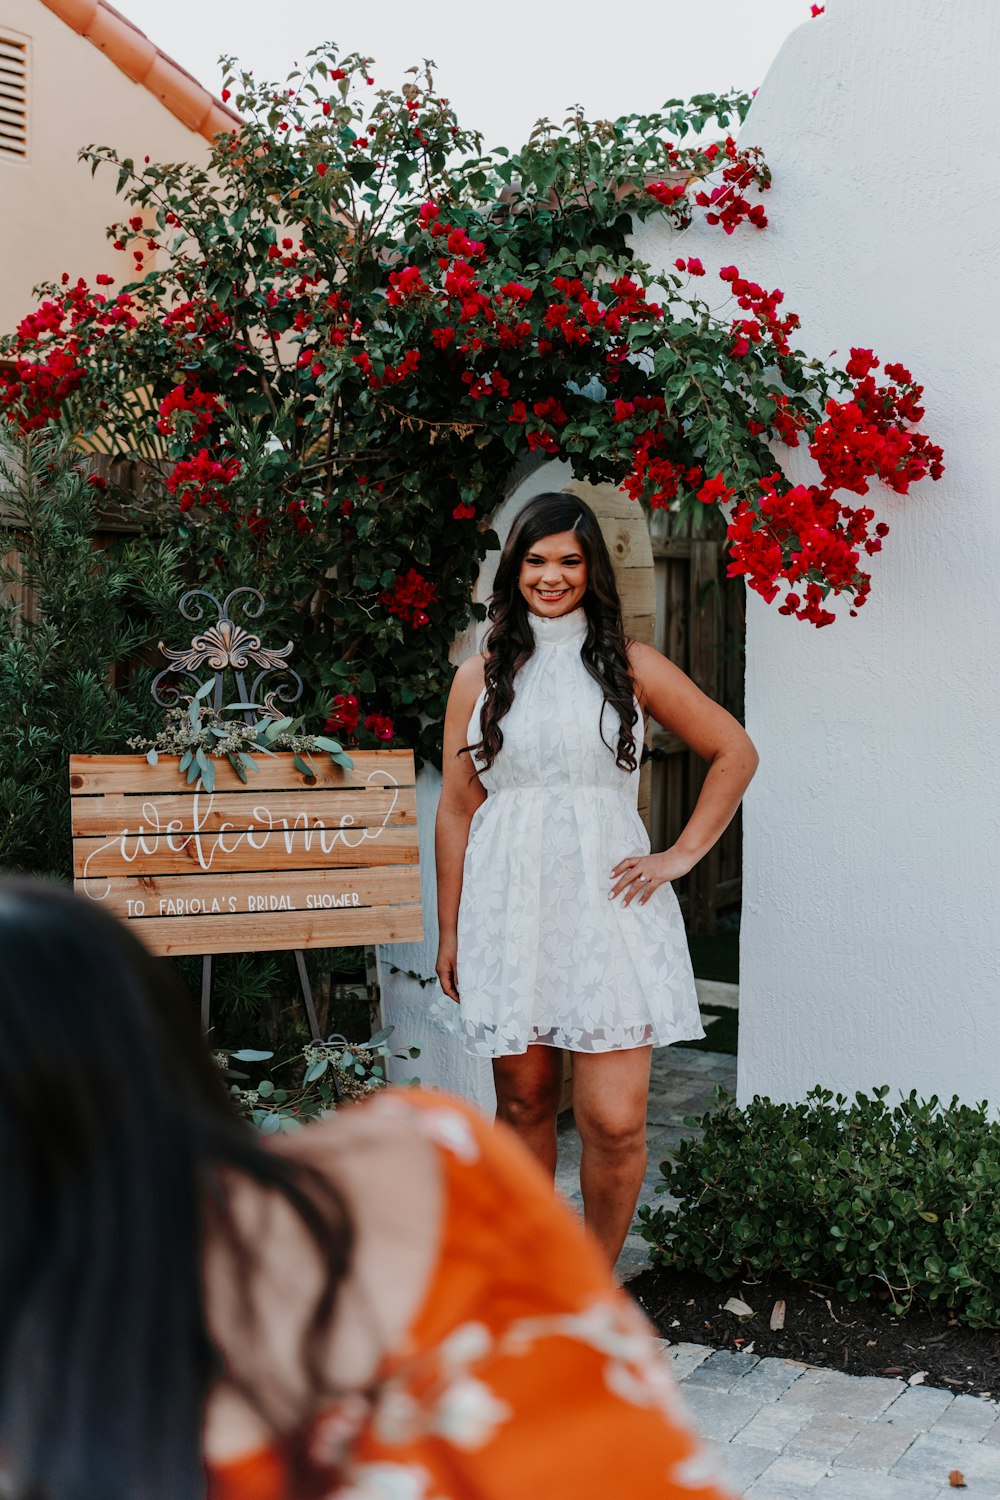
[70,750,422,956]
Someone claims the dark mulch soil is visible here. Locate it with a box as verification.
[627,1265,1000,1399]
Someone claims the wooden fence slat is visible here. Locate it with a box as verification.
[126,904,425,957]
[70,787,416,837]
[648,513,744,933]
[69,750,413,796]
[90,865,420,923]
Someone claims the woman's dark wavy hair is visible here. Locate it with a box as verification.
[470,491,638,772]
[0,878,353,1500]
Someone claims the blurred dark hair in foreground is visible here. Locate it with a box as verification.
[0,878,352,1500]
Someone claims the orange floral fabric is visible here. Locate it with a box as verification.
[207,1090,733,1499]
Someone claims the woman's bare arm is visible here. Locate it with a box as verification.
[434,654,487,999]
[610,641,759,907]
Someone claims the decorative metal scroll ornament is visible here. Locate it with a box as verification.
[152,586,303,725]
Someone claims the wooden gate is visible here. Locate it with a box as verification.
[646,506,746,935]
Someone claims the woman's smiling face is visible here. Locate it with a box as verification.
[518,530,588,617]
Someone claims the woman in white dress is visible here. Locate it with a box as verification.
[435,492,758,1265]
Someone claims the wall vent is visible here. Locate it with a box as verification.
[0,33,28,161]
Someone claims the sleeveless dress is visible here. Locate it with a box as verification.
[206,1089,734,1500]
[449,605,704,1057]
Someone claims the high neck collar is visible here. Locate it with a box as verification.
[526,604,588,646]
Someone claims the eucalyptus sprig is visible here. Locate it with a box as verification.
[216,1026,421,1131]
[127,679,353,793]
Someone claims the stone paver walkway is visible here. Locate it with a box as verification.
[554,1044,1000,1498]
[668,1344,1000,1499]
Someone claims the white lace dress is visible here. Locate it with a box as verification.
[446,605,704,1057]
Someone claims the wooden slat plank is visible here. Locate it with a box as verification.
[616,566,656,622]
[77,865,420,923]
[71,786,416,837]
[628,612,656,648]
[69,751,414,796]
[74,822,418,882]
[124,904,424,957]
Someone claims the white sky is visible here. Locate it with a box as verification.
[117,0,818,148]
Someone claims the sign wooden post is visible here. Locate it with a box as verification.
[69,586,423,1036]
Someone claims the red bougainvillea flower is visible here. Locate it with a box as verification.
[364,711,395,742]
[286,498,313,534]
[809,357,944,495]
[156,383,222,439]
[166,449,241,512]
[386,265,429,305]
[325,693,360,734]
[452,501,476,519]
[646,181,687,208]
[532,396,568,427]
[380,568,438,628]
[845,347,878,380]
[697,472,736,507]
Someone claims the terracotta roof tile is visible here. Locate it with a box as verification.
[39,0,242,142]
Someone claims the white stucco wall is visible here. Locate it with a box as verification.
[640,0,1000,1104]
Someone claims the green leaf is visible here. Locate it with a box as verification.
[195,748,215,792]
[257,1079,275,1098]
[264,715,295,742]
[231,1048,274,1061]
[227,751,248,783]
[195,679,215,701]
[304,1057,329,1082]
[146,748,159,766]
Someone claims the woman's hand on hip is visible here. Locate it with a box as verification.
[609,847,696,907]
[435,937,460,1003]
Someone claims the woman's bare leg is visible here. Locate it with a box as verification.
[492,1046,564,1178]
[571,1046,653,1266]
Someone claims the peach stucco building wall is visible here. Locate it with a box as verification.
[0,0,220,334]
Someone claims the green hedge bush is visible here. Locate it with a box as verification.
[637,1085,1000,1329]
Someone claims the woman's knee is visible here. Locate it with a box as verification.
[575,1103,647,1156]
[497,1090,560,1132]
[494,1054,563,1131]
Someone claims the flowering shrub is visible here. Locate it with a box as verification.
[0,48,943,758]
